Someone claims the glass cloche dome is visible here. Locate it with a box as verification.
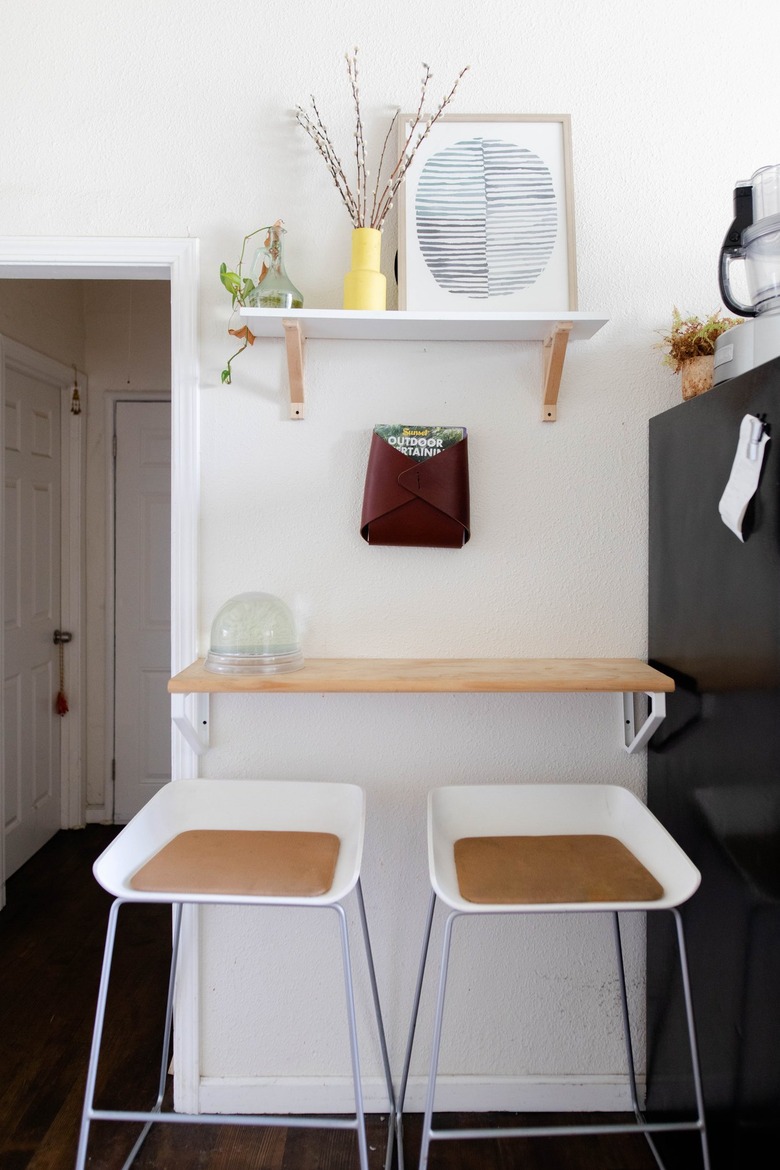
[204,591,304,675]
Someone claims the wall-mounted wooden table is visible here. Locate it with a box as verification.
[168,657,673,756]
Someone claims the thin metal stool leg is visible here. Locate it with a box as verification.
[118,902,184,1170]
[672,908,711,1170]
[75,898,124,1170]
[396,890,437,1170]
[614,908,711,1170]
[335,902,370,1170]
[419,909,458,1170]
[76,900,184,1170]
[612,912,643,1116]
[613,912,668,1170]
[355,878,396,1170]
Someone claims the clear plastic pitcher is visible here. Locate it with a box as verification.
[751,164,780,221]
[744,215,780,313]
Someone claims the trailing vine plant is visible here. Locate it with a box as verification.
[219,222,281,384]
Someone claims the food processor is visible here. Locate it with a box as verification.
[715,164,780,384]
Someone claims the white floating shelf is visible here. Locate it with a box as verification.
[241,307,607,343]
[239,308,608,420]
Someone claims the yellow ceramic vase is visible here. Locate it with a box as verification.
[343,227,386,311]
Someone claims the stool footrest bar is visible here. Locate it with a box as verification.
[427,1119,705,1142]
[89,1108,359,1130]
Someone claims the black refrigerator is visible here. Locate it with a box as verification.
[646,355,780,1169]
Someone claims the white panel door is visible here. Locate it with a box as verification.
[3,367,61,876]
[113,400,171,823]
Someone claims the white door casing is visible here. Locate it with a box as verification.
[3,361,63,875]
[0,238,200,1114]
[113,399,172,823]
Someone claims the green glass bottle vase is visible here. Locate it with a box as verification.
[246,223,303,309]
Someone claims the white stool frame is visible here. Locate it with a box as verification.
[77,883,395,1170]
[75,779,395,1170]
[399,786,711,1170]
[397,895,710,1170]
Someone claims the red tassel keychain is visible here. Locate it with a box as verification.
[55,635,69,716]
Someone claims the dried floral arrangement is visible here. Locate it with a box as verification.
[658,307,743,373]
[296,48,469,231]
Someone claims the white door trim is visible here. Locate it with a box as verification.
[0,236,201,1110]
[102,392,171,825]
[0,338,85,857]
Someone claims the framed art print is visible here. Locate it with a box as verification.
[397,114,577,312]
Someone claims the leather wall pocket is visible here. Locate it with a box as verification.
[360,425,470,548]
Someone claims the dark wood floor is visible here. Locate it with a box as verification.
[0,828,666,1169]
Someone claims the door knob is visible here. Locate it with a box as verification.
[53,629,73,644]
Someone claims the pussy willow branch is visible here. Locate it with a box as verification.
[372,64,469,230]
[296,99,359,223]
[346,49,368,228]
[296,53,469,230]
[385,63,432,191]
[369,109,399,227]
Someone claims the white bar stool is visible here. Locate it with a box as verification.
[396,783,710,1170]
[76,778,395,1170]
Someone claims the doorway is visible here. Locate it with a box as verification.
[2,279,172,841]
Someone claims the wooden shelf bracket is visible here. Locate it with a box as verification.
[282,318,305,419]
[542,321,572,422]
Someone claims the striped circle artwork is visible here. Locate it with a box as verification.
[415,137,557,299]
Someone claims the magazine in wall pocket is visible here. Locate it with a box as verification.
[360,424,470,548]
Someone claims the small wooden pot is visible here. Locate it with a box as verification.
[681,355,714,400]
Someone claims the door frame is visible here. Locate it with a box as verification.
[104,392,172,824]
[0,338,85,859]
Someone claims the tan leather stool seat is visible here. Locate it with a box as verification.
[130,829,340,897]
[454,833,664,904]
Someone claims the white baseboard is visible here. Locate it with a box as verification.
[85,805,111,824]
[197,1075,645,1116]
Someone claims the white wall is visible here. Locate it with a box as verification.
[0,280,85,368]
[3,0,778,1112]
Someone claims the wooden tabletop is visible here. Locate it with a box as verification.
[169,658,674,695]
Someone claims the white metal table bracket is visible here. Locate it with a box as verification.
[171,692,210,755]
[622,691,666,753]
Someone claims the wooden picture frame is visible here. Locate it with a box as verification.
[397,114,577,312]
